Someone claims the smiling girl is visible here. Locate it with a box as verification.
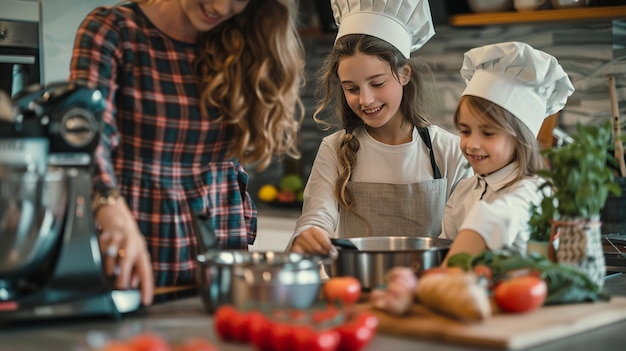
[289,0,472,256]
[440,42,575,262]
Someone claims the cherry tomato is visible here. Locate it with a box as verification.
[268,322,294,351]
[494,275,548,313]
[335,311,377,351]
[174,338,218,351]
[323,276,362,305]
[214,305,239,341]
[293,325,340,351]
[229,310,254,343]
[352,311,378,331]
[128,332,171,351]
[249,312,273,351]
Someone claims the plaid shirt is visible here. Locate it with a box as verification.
[69,3,257,287]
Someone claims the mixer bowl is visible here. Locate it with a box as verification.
[0,167,67,280]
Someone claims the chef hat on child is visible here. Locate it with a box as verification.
[331,0,435,58]
[460,41,575,137]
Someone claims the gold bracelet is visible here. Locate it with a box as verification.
[92,189,124,214]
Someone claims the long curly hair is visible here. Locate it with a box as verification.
[196,0,305,171]
[314,34,435,217]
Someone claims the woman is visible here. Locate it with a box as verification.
[69,0,304,305]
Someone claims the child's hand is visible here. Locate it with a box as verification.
[290,226,337,257]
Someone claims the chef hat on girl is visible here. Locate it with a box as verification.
[460,41,575,137]
[331,0,435,58]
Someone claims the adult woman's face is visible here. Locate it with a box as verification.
[180,0,250,33]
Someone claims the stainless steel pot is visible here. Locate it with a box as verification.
[196,250,327,313]
[327,236,452,290]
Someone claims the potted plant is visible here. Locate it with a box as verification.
[527,198,555,258]
[535,121,622,286]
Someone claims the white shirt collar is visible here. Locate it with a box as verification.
[475,162,519,192]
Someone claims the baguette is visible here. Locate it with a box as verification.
[415,272,492,322]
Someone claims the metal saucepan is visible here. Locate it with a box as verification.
[327,236,452,290]
[196,250,328,313]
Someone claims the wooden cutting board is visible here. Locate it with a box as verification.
[361,296,626,349]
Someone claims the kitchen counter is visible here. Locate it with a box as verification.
[1,274,626,351]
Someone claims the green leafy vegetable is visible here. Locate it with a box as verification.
[446,249,610,304]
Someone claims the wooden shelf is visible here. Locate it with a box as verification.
[448,5,626,26]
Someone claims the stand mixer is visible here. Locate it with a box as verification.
[0,81,141,323]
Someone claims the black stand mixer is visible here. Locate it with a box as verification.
[0,81,141,323]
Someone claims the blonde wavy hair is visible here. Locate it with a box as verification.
[133,0,305,171]
[198,0,304,170]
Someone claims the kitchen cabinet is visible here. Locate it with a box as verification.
[448,5,626,26]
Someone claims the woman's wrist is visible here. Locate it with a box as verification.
[92,188,125,215]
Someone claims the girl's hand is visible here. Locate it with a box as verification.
[290,226,337,257]
[96,202,154,306]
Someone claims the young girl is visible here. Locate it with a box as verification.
[70,0,304,304]
[289,0,472,256]
[440,41,575,262]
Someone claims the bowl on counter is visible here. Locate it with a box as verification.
[327,236,452,291]
[196,250,330,313]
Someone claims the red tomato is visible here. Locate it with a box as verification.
[336,320,374,351]
[214,305,238,341]
[249,312,273,351]
[128,333,171,351]
[323,277,362,305]
[334,310,377,351]
[293,325,340,351]
[174,338,217,351]
[268,322,294,351]
[229,310,254,343]
[494,275,548,313]
[352,311,378,331]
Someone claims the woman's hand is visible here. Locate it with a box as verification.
[289,226,337,257]
[96,202,154,306]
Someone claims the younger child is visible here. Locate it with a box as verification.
[440,41,575,262]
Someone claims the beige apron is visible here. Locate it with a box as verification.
[338,128,446,238]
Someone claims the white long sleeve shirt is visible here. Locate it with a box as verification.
[292,125,472,239]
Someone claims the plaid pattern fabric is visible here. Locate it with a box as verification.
[69,3,257,287]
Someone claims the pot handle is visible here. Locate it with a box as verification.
[330,238,358,250]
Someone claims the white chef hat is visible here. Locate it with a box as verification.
[331,0,435,58]
[460,41,575,137]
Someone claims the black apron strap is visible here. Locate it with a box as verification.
[417,127,442,179]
